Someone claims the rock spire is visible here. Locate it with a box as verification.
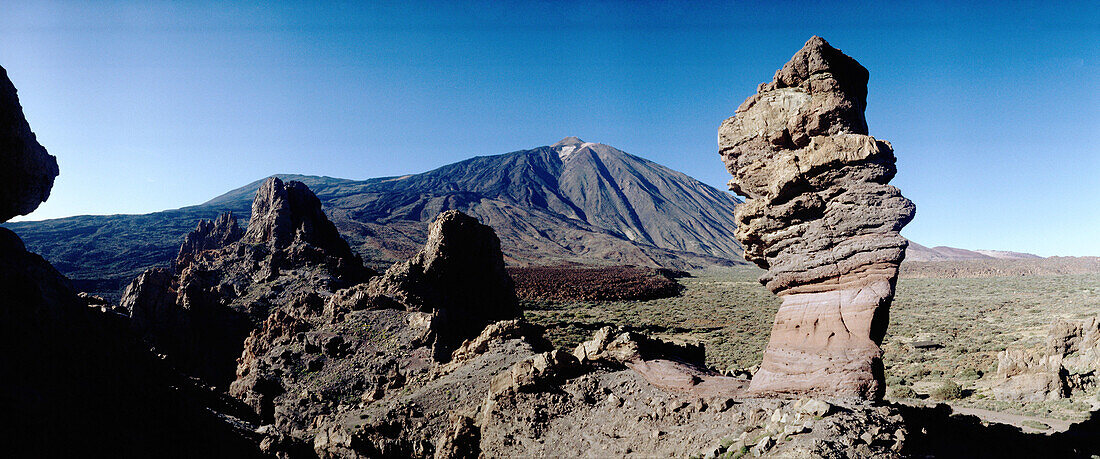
[718,36,915,399]
[366,210,520,360]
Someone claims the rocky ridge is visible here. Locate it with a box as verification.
[174,210,244,272]
[719,36,915,399]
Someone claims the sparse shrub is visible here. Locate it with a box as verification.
[890,385,917,399]
[1021,420,1050,430]
[885,375,906,386]
[958,368,982,380]
[931,380,964,400]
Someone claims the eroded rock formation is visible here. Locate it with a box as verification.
[174,211,244,272]
[0,65,58,222]
[719,36,915,399]
[121,178,368,388]
[365,210,520,360]
[995,317,1100,401]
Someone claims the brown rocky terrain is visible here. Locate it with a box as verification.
[5,37,1100,458]
[901,256,1100,278]
[120,177,371,388]
[994,316,1100,402]
[719,36,915,399]
[903,241,1042,262]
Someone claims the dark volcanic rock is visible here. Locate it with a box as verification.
[174,211,243,272]
[225,210,534,456]
[0,64,58,222]
[0,69,257,455]
[718,36,915,399]
[367,210,520,360]
[508,265,684,302]
[0,227,260,456]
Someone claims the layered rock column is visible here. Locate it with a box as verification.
[718,36,915,399]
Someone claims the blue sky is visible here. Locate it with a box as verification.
[0,1,1097,256]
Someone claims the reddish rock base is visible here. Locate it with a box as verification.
[749,278,894,399]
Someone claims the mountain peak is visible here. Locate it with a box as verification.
[551,136,594,161]
[551,136,585,148]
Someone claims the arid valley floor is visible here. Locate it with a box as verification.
[525,261,1100,430]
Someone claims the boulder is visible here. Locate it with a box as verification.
[433,416,481,459]
[993,349,1066,401]
[572,326,748,397]
[488,350,582,399]
[0,64,58,222]
[718,36,915,399]
[994,316,1100,401]
[573,326,705,367]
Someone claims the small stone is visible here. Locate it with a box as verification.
[750,436,774,456]
[860,431,875,445]
[718,397,737,412]
[795,398,831,417]
[770,409,783,423]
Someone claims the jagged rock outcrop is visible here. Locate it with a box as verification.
[223,211,532,456]
[366,210,520,360]
[0,64,58,222]
[120,177,368,388]
[174,211,243,272]
[718,36,915,399]
[994,349,1066,402]
[995,317,1100,401]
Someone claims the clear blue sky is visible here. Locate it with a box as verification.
[1,1,1097,256]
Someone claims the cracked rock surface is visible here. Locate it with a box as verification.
[718,36,915,399]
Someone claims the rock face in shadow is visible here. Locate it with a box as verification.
[174,211,244,272]
[0,64,58,222]
[718,36,915,399]
[120,178,369,388]
[366,210,520,360]
[0,68,258,456]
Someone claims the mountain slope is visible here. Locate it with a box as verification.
[904,241,1042,262]
[6,138,746,298]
